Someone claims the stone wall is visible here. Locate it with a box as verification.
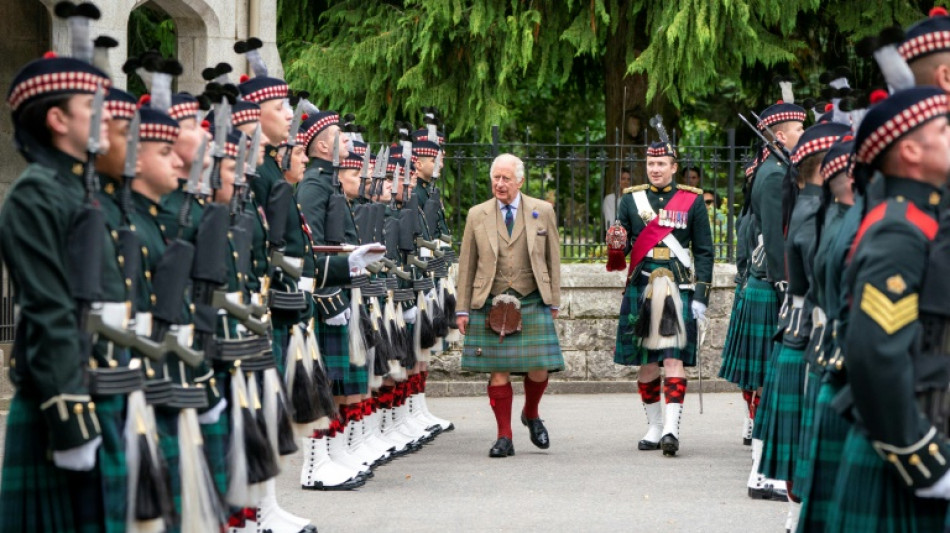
[427,263,738,395]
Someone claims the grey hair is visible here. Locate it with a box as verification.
[490,153,525,183]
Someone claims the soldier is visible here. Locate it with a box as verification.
[744,101,805,500]
[410,125,456,433]
[456,153,563,458]
[0,6,119,529]
[826,83,950,530]
[901,7,950,91]
[796,136,858,531]
[756,120,851,532]
[295,109,384,488]
[613,140,713,457]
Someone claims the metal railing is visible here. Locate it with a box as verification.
[439,126,753,262]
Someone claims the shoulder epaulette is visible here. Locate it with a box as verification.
[676,184,703,195]
[624,185,649,194]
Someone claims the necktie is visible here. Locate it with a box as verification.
[504,205,514,236]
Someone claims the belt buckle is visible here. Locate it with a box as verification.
[653,247,671,260]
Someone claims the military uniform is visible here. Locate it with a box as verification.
[0,34,120,531]
[796,138,858,531]
[827,86,950,532]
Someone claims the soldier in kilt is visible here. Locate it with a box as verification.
[296,110,385,487]
[0,8,128,529]
[718,159,760,447]
[741,102,805,501]
[796,137,858,532]
[825,81,950,531]
[756,121,851,531]
[613,141,713,458]
[456,153,563,458]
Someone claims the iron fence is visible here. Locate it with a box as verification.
[440,126,754,263]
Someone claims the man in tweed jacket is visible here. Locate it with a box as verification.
[456,153,563,458]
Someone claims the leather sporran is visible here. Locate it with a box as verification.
[487,294,523,342]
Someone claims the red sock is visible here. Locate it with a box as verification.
[638,377,662,404]
[420,371,428,393]
[522,376,548,419]
[751,393,761,420]
[487,383,513,439]
[664,377,687,404]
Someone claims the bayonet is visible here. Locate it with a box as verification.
[83,83,107,201]
[120,110,141,222]
[281,95,306,171]
[231,131,247,216]
[208,97,231,191]
[374,146,389,200]
[358,144,372,200]
[177,135,209,235]
[331,130,341,188]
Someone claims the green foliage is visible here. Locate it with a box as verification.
[126,5,177,96]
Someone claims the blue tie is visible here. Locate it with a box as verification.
[504,205,514,236]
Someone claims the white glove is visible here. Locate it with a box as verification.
[690,301,707,321]
[917,469,950,499]
[326,308,351,326]
[403,306,418,324]
[791,295,805,309]
[53,436,102,471]
[197,397,228,425]
[348,243,386,272]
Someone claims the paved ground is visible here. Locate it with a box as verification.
[275,393,786,532]
[0,392,788,532]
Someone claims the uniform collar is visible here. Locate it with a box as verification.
[882,175,942,214]
[309,156,334,173]
[266,144,280,161]
[649,181,674,194]
[99,173,122,196]
[45,148,86,180]
[801,183,822,197]
[498,193,522,211]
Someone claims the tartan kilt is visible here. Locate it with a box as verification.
[614,276,697,367]
[717,283,745,379]
[461,291,563,373]
[759,344,806,481]
[719,277,778,389]
[827,429,947,532]
[200,368,230,497]
[0,392,105,533]
[93,394,128,533]
[155,408,182,533]
[752,341,782,441]
[270,323,290,375]
[318,321,367,397]
[798,375,851,533]
[792,366,822,493]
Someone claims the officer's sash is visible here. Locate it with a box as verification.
[627,189,698,276]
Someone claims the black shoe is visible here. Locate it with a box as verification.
[660,434,679,456]
[748,485,789,501]
[520,412,550,449]
[743,437,753,446]
[638,439,660,451]
[489,437,515,458]
[299,525,318,533]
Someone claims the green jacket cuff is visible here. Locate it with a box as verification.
[872,428,950,490]
[40,394,102,451]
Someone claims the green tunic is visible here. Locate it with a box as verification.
[615,182,714,304]
[829,177,949,531]
[748,157,786,282]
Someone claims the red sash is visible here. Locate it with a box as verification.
[627,189,698,276]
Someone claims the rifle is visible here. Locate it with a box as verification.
[241,124,262,212]
[177,135,209,237]
[281,92,307,171]
[357,144,372,201]
[737,113,792,168]
[229,130,247,217]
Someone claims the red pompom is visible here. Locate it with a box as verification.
[931,6,948,17]
[825,103,834,112]
[239,74,250,83]
[201,120,210,130]
[870,89,889,104]
[43,51,57,59]
[301,113,309,121]
[842,135,854,142]
[137,94,151,108]
[777,99,784,104]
